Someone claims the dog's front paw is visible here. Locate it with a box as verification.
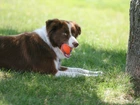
[89,71,103,76]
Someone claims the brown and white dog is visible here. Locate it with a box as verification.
[0,19,102,77]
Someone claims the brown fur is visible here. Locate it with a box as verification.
[0,32,57,74]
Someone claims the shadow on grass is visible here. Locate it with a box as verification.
[0,71,133,105]
[0,28,133,105]
[63,43,126,73]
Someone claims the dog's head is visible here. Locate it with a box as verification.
[46,19,81,58]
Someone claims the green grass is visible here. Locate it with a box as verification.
[0,0,140,105]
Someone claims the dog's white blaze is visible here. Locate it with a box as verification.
[66,23,78,48]
[68,36,78,47]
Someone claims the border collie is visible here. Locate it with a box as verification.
[0,19,102,77]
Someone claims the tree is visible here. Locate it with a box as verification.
[126,0,140,97]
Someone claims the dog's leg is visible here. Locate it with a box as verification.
[55,70,90,77]
[66,67,103,76]
[55,67,103,77]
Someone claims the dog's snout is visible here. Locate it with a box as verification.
[72,42,79,47]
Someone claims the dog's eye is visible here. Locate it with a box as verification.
[62,33,67,36]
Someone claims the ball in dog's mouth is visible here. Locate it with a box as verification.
[61,44,72,58]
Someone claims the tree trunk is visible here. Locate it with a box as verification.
[126,0,140,97]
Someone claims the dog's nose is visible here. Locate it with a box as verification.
[72,42,79,48]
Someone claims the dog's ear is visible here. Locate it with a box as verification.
[70,21,81,37]
[74,23,81,35]
[46,19,62,34]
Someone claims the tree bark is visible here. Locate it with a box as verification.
[126,0,140,97]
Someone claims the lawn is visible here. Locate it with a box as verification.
[0,0,140,105]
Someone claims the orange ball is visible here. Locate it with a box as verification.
[61,44,72,55]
